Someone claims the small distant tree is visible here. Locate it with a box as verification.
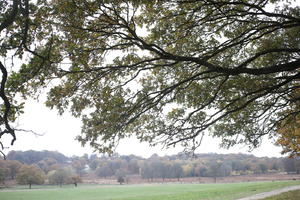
[219,163,232,177]
[89,159,100,171]
[0,168,5,184]
[127,160,139,174]
[71,159,86,176]
[244,163,252,172]
[48,169,71,187]
[71,175,82,187]
[182,164,194,177]
[117,176,125,185]
[141,163,154,182]
[259,164,268,174]
[37,158,58,173]
[116,169,126,185]
[271,163,279,171]
[207,162,222,183]
[16,165,45,189]
[171,163,183,181]
[6,160,22,179]
[199,167,208,177]
[96,164,114,178]
[0,160,9,181]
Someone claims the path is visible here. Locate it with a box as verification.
[236,185,300,200]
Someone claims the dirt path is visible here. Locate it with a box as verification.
[236,185,300,200]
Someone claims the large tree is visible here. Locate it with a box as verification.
[16,165,45,189]
[1,0,300,155]
[0,0,55,156]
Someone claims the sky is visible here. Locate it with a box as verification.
[1,95,284,158]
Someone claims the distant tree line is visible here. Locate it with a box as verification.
[7,150,68,165]
[0,150,299,187]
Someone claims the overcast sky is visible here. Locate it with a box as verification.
[1,95,284,158]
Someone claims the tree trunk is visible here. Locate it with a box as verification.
[29,183,31,189]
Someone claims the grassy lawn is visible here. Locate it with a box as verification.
[261,189,300,200]
[0,181,299,200]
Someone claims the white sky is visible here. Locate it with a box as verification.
[1,96,284,158]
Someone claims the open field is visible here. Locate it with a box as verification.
[261,189,300,200]
[0,181,300,200]
[83,173,300,185]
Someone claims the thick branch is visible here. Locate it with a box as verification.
[0,62,16,145]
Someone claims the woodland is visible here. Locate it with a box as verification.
[1,150,299,187]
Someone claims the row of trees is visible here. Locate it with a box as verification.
[1,150,298,187]
[283,157,300,174]
[7,151,68,165]
[142,162,183,181]
[0,159,82,188]
[91,153,284,181]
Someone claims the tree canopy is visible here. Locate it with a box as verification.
[276,117,300,157]
[48,168,72,187]
[16,165,45,189]
[0,0,300,155]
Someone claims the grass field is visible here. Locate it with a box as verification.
[0,181,299,200]
[262,189,300,200]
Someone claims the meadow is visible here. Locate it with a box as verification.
[0,181,300,200]
[262,189,300,200]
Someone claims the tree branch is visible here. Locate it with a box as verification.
[0,0,20,32]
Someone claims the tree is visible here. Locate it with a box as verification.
[0,160,9,181]
[71,159,86,176]
[0,168,5,184]
[116,169,126,185]
[127,159,140,174]
[71,175,82,187]
[199,167,208,177]
[259,163,268,174]
[6,160,22,179]
[117,175,125,185]
[141,163,154,181]
[37,157,59,173]
[207,161,223,183]
[1,0,300,155]
[89,158,101,171]
[96,164,114,178]
[219,163,232,177]
[16,165,45,189]
[276,118,300,157]
[282,157,300,174]
[171,163,184,181]
[48,168,71,187]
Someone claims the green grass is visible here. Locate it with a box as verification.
[261,189,300,200]
[0,181,299,200]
